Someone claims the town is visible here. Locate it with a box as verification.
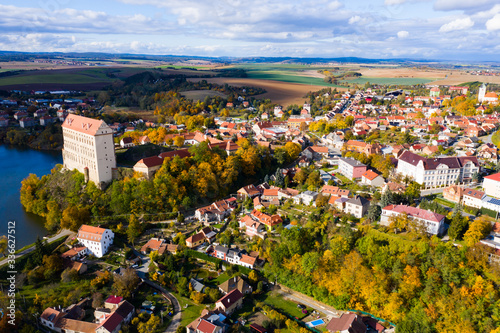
[2,78,500,333]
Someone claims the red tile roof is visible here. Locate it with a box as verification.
[62,114,107,136]
[484,173,500,182]
[383,205,445,223]
[105,295,124,305]
[362,170,381,181]
[78,225,107,242]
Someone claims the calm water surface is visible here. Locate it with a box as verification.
[0,145,62,248]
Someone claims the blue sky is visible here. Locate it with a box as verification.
[0,0,499,60]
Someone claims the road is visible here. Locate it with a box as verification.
[480,132,493,145]
[129,246,182,333]
[0,229,73,267]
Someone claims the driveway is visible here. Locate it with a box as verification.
[275,287,340,318]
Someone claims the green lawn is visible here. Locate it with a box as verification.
[171,291,206,327]
[258,291,309,319]
[434,197,456,208]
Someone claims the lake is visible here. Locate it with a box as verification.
[0,145,62,248]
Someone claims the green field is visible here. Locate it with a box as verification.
[341,76,435,85]
[0,69,114,85]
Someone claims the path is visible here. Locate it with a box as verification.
[275,286,339,318]
[0,229,73,267]
[129,245,182,333]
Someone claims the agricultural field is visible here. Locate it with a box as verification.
[188,77,338,106]
[181,90,227,101]
[340,76,436,85]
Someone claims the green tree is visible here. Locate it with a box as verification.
[448,206,469,241]
[366,204,381,222]
[380,189,394,208]
[405,182,421,200]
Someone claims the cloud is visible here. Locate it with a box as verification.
[486,14,500,30]
[397,30,409,38]
[349,16,361,24]
[385,0,408,5]
[434,0,497,12]
[439,17,474,32]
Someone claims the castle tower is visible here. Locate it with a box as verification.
[478,83,487,103]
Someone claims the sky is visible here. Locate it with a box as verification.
[0,0,500,61]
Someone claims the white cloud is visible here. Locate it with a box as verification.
[486,14,500,30]
[397,30,409,38]
[439,17,474,32]
[349,16,361,24]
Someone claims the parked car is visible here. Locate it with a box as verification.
[297,304,306,310]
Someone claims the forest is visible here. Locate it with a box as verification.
[258,217,500,333]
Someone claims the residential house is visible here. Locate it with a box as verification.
[186,309,229,333]
[338,158,367,180]
[195,199,236,222]
[139,135,151,145]
[261,188,279,201]
[237,184,261,200]
[293,191,318,206]
[120,137,135,148]
[215,289,244,315]
[250,209,283,230]
[360,170,385,187]
[186,232,206,248]
[140,238,168,255]
[462,189,485,209]
[40,115,55,126]
[344,196,370,218]
[77,225,114,258]
[61,246,88,261]
[287,118,307,131]
[320,185,350,198]
[239,215,266,239]
[381,205,445,235]
[219,276,252,296]
[302,146,329,160]
[326,313,367,333]
[239,254,258,269]
[20,117,35,128]
[443,185,463,203]
[483,173,500,198]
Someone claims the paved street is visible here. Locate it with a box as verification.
[129,246,182,333]
[0,229,73,267]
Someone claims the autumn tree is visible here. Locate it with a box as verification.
[137,314,161,333]
[112,268,140,298]
[173,136,185,147]
[464,215,492,247]
[60,205,90,231]
[127,214,143,245]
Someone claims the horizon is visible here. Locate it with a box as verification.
[0,0,499,62]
